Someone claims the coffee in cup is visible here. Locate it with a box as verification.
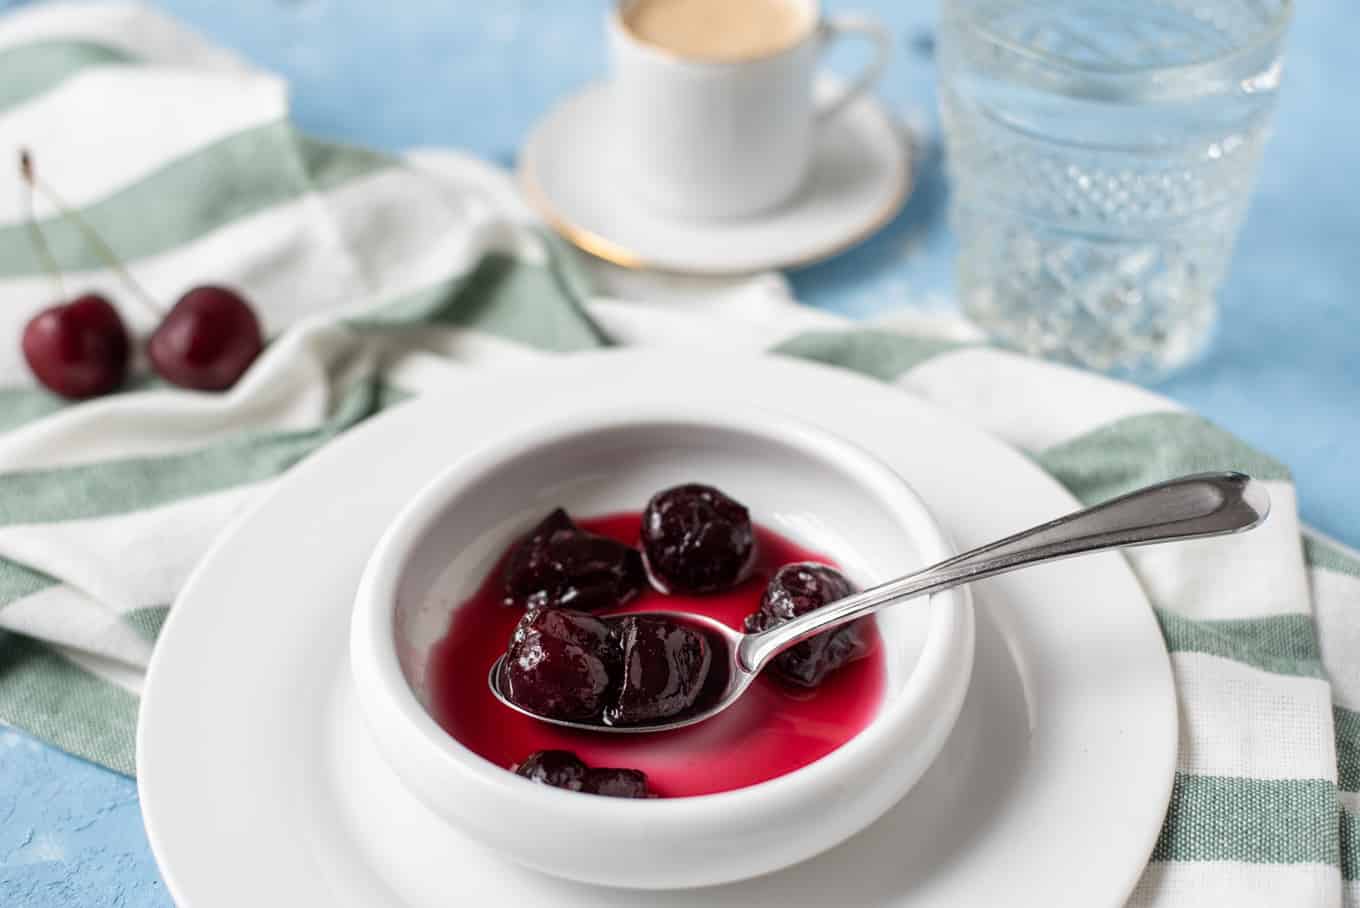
[621,0,813,62]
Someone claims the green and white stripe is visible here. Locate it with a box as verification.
[780,331,1351,907]
[1305,532,1360,907]
[1,5,1356,906]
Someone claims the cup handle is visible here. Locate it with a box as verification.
[814,15,892,122]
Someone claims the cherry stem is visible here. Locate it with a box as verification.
[18,148,164,318]
[19,151,66,300]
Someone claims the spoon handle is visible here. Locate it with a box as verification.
[737,471,1270,674]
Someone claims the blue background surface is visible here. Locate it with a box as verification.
[0,0,1355,903]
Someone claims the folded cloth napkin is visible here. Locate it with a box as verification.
[2,4,1357,905]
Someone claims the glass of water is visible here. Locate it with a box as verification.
[939,0,1292,376]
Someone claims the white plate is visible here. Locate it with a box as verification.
[138,352,1175,907]
[518,80,911,275]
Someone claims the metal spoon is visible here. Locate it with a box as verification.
[490,471,1269,734]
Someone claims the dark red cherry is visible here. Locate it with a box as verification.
[503,607,620,721]
[745,563,866,688]
[514,750,651,798]
[514,750,588,790]
[583,767,651,798]
[21,294,129,399]
[147,285,262,391]
[605,615,712,726]
[641,484,755,593]
[503,508,576,603]
[503,508,645,611]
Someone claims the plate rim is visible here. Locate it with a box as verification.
[138,350,1175,907]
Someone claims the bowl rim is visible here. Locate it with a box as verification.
[350,401,970,827]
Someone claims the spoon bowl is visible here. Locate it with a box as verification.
[489,611,749,733]
[489,471,1269,734]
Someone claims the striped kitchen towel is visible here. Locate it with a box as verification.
[0,4,1356,905]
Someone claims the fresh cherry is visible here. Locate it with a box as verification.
[147,286,263,391]
[503,607,620,721]
[21,294,129,399]
[641,484,755,594]
[514,750,651,798]
[605,615,712,726]
[745,563,866,688]
[17,152,130,399]
[503,508,646,611]
[21,149,264,395]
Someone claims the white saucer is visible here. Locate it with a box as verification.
[518,80,912,275]
[138,353,1175,907]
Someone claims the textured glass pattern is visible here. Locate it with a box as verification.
[940,0,1290,375]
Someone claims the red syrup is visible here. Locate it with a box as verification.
[427,513,886,798]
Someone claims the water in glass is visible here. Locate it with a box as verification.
[939,0,1291,376]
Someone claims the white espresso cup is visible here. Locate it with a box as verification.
[609,0,891,220]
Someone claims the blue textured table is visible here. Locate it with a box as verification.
[1,1,1356,904]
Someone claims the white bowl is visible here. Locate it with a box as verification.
[350,403,974,889]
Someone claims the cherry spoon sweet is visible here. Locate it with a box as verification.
[491,471,1269,733]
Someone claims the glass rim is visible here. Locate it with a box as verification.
[948,0,1294,79]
